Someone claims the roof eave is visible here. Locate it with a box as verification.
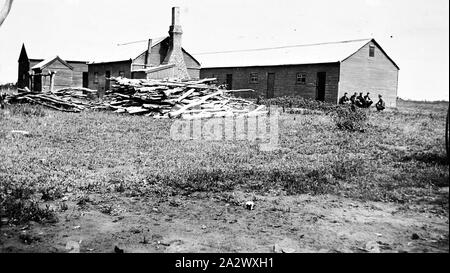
[201,61,340,69]
[88,59,133,65]
[371,39,400,70]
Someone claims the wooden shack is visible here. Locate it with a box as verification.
[31,56,75,92]
[18,44,88,92]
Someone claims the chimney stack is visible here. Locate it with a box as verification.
[171,6,181,26]
[146,39,152,66]
[162,7,190,79]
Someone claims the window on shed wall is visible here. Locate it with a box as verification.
[296,73,306,84]
[94,72,99,84]
[249,73,259,84]
[369,45,375,57]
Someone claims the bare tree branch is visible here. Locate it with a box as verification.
[0,0,14,27]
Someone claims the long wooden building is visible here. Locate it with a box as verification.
[198,39,400,107]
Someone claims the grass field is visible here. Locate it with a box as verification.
[0,98,448,252]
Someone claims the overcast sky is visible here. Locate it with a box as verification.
[0,0,448,100]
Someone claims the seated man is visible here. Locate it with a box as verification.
[375,95,386,111]
[350,92,357,105]
[0,92,6,109]
[355,92,366,108]
[339,93,351,104]
[364,92,373,107]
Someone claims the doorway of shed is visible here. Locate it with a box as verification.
[226,74,233,90]
[82,72,88,88]
[105,71,111,91]
[267,73,275,98]
[316,72,326,101]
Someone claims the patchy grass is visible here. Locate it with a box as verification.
[0,99,448,224]
[0,185,57,225]
[6,104,47,118]
[260,96,340,112]
[331,106,368,132]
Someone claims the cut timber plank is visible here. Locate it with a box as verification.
[169,90,223,118]
[189,78,217,84]
[126,107,150,115]
[23,97,81,113]
[224,89,255,93]
[175,89,196,102]
[142,104,166,109]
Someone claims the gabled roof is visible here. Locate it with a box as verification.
[89,36,201,66]
[20,44,86,63]
[31,56,74,70]
[196,38,399,69]
[347,39,400,70]
[89,36,168,64]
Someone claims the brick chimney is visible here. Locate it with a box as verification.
[162,7,190,79]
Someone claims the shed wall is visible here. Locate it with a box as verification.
[40,60,73,91]
[88,61,132,95]
[146,67,175,79]
[17,59,30,89]
[184,52,200,79]
[339,41,399,107]
[132,52,147,70]
[200,63,340,102]
[68,61,89,88]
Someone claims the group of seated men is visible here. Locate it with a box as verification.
[339,92,385,111]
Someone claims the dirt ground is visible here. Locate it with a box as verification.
[1,189,448,253]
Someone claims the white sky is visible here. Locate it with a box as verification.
[0,0,448,101]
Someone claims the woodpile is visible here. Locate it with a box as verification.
[100,77,267,119]
[5,78,267,119]
[7,87,99,113]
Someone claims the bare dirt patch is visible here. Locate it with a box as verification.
[0,191,448,253]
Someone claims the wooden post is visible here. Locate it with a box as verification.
[50,71,55,93]
[29,72,33,92]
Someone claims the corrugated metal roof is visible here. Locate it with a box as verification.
[23,45,87,63]
[31,58,55,69]
[89,36,168,64]
[31,56,73,70]
[195,39,374,68]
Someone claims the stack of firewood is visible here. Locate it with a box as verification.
[6,87,99,112]
[100,77,266,119]
[5,78,267,119]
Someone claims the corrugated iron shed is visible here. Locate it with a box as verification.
[196,38,398,69]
